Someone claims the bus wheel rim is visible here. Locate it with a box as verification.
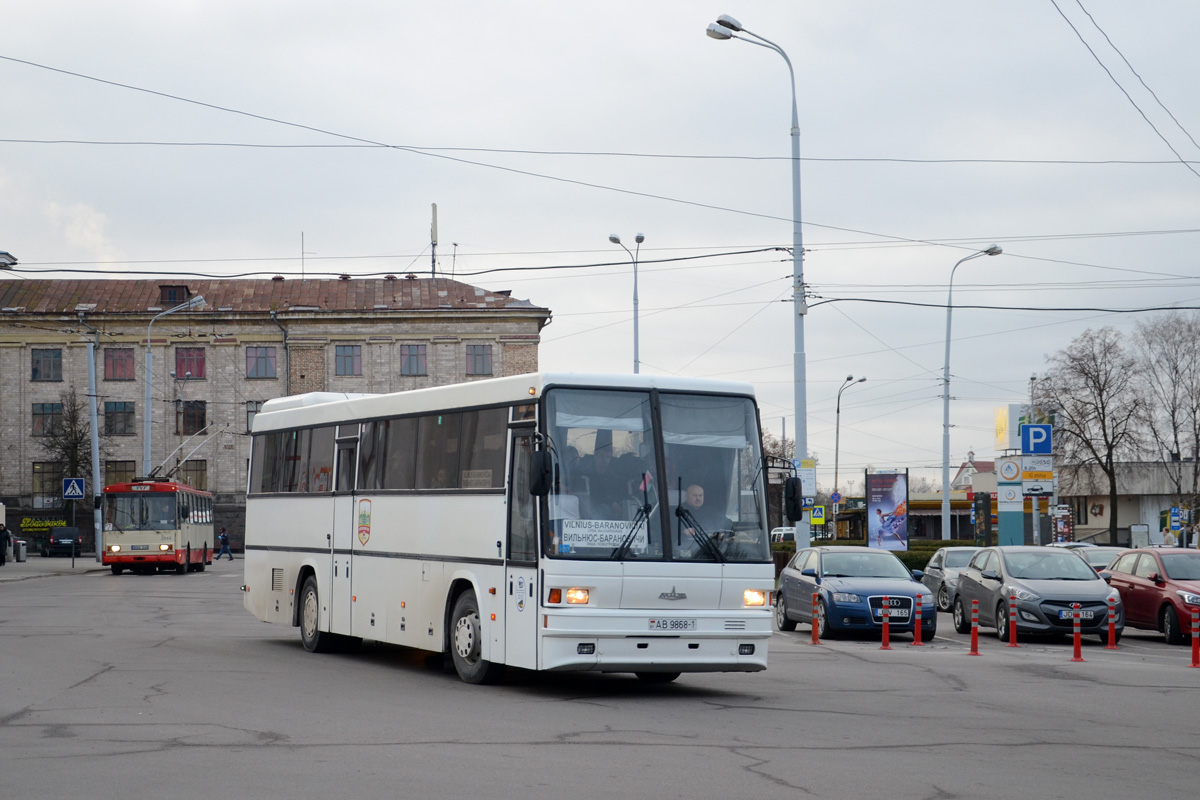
[454,613,478,661]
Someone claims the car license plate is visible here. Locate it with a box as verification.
[649,618,696,631]
[874,608,910,619]
[1058,609,1094,619]
[130,544,149,551]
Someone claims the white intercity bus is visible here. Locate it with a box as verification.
[242,373,774,684]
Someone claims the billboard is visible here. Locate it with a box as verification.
[866,471,908,551]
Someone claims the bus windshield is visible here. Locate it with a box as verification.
[106,493,178,531]
[544,388,769,563]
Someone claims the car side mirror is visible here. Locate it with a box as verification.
[800,567,818,581]
[911,569,924,580]
[529,451,553,497]
[981,569,1000,581]
[1099,571,1113,583]
[1149,572,1164,585]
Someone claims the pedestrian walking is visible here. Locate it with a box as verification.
[0,522,11,566]
[215,526,234,560]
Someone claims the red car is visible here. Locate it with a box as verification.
[1105,548,1200,644]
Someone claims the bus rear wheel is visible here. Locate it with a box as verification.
[299,576,337,653]
[635,672,681,684]
[449,592,506,685]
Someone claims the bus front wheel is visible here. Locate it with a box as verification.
[449,592,506,685]
[110,565,124,575]
[299,576,337,653]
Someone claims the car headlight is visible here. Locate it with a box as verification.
[1178,590,1200,606]
[946,575,959,587]
[920,592,935,606]
[744,589,768,607]
[831,592,861,603]
[1005,586,1039,602]
[1107,588,1121,604]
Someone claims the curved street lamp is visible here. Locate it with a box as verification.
[941,246,1002,540]
[833,375,866,518]
[144,295,205,474]
[707,14,809,536]
[608,233,645,374]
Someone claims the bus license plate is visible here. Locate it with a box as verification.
[649,618,696,631]
[1058,609,1094,619]
[130,545,150,551]
[875,608,910,618]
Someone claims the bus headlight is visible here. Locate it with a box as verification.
[744,589,767,607]
[110,545,121,553]
[565,588,589,604]
[159,544,172,551]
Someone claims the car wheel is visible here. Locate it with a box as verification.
[635,672,681,684]
[936,583,951,612]
[1097,630,1122,645]
[817,599,836,640]
[299,576,337,653]
[1163,605,1184,645]
[953,597,971,634]
[775,594,797,632]
[449,592,506,685]
[995,602,1010,641]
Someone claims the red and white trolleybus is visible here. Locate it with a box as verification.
[102,479,215,575]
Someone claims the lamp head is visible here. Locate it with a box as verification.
[634,233,645,244]
[716,14,743,32]
[845,374,854,382]
[983,245,1002,256]
[857,377,867,383]
[609,234,621,245]
[706,22,733,40]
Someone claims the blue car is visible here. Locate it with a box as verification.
[776,546,936,640]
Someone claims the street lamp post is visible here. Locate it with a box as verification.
[608,233,644,374]
[941,246,1002,540]
[707,14,809,537]
[833,375,866,517]
[144,295,205,475]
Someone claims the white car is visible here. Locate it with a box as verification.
[771,527,796,543]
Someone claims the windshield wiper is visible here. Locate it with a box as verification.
[612,472,656,561]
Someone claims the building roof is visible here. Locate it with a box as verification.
[0,277,549,317]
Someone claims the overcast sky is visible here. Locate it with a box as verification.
[5,2,1200,493]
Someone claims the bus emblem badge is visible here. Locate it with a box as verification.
[659,586,687,601]
[357,499,372,546]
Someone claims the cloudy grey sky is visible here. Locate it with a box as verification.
[5,2,1200,492]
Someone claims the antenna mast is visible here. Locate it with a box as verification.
[430,203,438,278]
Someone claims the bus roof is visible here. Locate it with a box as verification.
[251,372,757,433]
[104,480,212,496]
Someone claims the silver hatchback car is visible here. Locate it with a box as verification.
[952,546,1124,642]
[921,546,980,612]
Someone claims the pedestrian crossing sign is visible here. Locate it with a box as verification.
[63,478,85,500]
[810,506,826,524]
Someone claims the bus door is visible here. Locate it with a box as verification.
[331,432,358,636]
[504,429,539,669]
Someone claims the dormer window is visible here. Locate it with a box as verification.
[159,285,190,305]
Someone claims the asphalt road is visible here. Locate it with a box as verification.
[2,563,1198,800]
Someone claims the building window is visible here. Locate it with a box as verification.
[104,401,136,436]
[247,401,264,432]
[33,462,62,510]
[32,349,63,381]
[32,403,63,436]
[401,344,427,376]
[466,344,492,376]
[177,400,207,435]
[246,347,277,379]
[159,285,189,306]
[175,348,206,380]
[336,345,362,376]
[105,460,136,487]
[104,348,136,381]
[178,460,208,491]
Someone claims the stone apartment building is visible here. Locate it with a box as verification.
[0,276,551,548]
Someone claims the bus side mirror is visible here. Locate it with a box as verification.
[529,451,553,497]
[784,477,804,523]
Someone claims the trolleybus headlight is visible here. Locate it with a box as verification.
[565,588,589,604]
[159,544,171,551]
[110,545,121,553]
[743,589,767,607]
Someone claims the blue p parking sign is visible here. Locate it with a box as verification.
[1021,424,1052,455]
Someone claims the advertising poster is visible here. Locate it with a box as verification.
[866,471,909,551]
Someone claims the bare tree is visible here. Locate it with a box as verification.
[38,388,103,518]
[1132,312,1200,518]
[1039,328,1142,543]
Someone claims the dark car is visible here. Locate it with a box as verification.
[953,546,1124,642]
[1073,546,1128,573]
[42,528,83,558]
[775,546,936,640]
[921,546,980,612]
[1105,548,1200,644]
